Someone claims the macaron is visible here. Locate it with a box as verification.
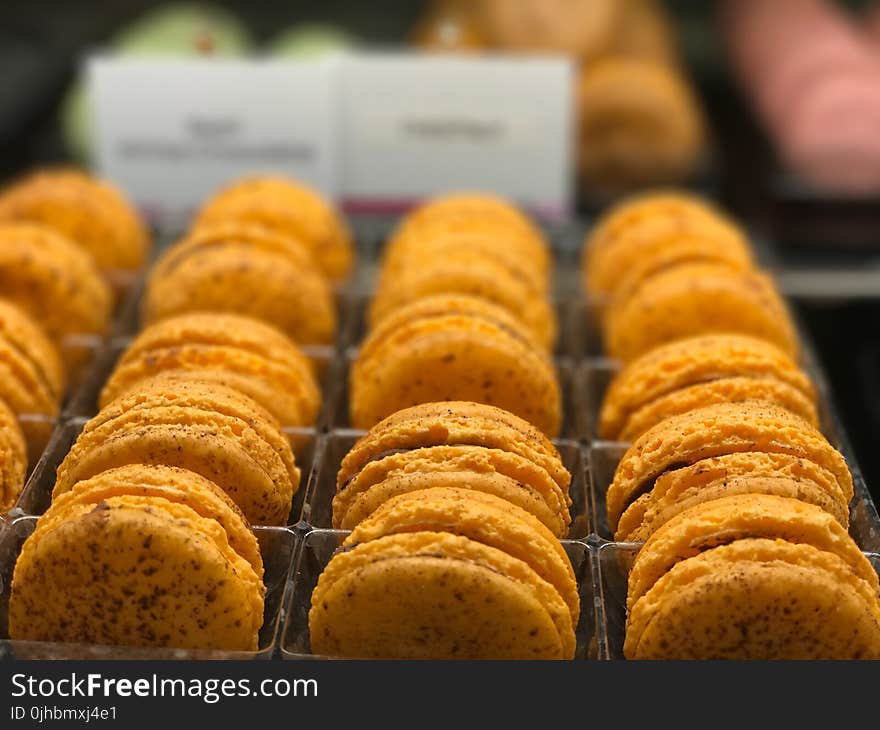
[369,247,557,350]
[624,494,880,659]
[351,487,579,623]
[55,378,300,525]
[0,298,65,460]
[0,223,112,350]
[479,0,620,60]
[143,223,336,345]
[604,263,798,362]
[576,59,704,192]
[350,295,561,436]
[390,193,550,274]
[99,312,321,430]
[192,175,354,281]
[599,334,818,442]
[335,401,571,536]
[381,226,549,296]
[582,191,750,304]
[0,397,28,512]
[310,489,577,659]
[618,452,851,542]
[606,402,853,538]
[9,464,264,651]
[0,168,149,275]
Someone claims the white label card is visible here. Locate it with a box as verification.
[89,57,338,231]
[338,54,574,218]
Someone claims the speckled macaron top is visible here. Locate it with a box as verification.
[192,175,354,281]
[0,223,112,347]
[599,334,817,441]
[100,312,321,429]
[624,494,880,660]
[604,262,799,362]
[144,223,337,345]
[0,168,149,272]
[55,378,300,525]
[351,296,561,436]
[10,464,265,651]
[606,401,852,534]
[309,529,575,659]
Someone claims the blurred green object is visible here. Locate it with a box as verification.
[268,23,356,59]
[61,2,252,161]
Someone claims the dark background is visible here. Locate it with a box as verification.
[2,0,879,496]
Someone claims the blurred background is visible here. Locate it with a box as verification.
[1,0,879,493]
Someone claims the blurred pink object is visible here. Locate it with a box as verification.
[723,0,880,195]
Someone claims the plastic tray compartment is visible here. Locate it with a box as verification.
[597,542,880,660]
[7,417,319,530]
[580,353,880,550]
[280,529,598,660]
[0,516,299,660]
[298,431,590,539]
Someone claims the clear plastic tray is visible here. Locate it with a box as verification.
[2,216,877,660]
[0,516,297,660]
[280,529,598,660]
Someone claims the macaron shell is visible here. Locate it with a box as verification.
[10,498,263,650]
[381,230,549,295]
[0,170,148,271]
[144,226,336,345]
[95,377,298,488]
[55,383,299,524]
[192,176,354,280]
[626,538,880,659]
[102,346,318,430]
[339,400,569,494]
[0,332,59,419]
[0,398,27,511]
[626,493,876,612]
[0,299,65,401]
[369,250,557,350]
[334,445,570,537]
[310,531,574,659]
[616,451,849,541]
[577,60,704,189]
[48,464,263,579]
[587,216,750,303]
[599,334,816,441]
[617,377,819,443]
[605,264,798,362]
[584,191,734,269]
[0,223,112,345]
[349,487,579,622]
[607,402,852,531]
[622,475,850,542]
[360,293,546,357]
[392,192,548,269]
[114,310,318,372]
[352,311,560,436]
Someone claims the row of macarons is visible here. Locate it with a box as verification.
[0,169,151,515]
[7,187,576,658]
[7,397,579,657]
[2,171,357,653]
[0,167,365,515]
[583,193,880,659]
